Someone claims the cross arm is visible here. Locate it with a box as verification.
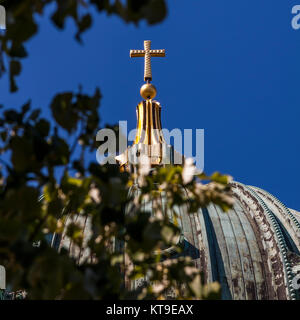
[149,49,166,57]
[130,50,145,57]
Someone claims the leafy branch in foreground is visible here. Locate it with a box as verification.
[0,0,235,300]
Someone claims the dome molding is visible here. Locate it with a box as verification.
[249,186,300,249]
[232,182,297,299]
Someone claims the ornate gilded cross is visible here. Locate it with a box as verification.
[130,40,165,82]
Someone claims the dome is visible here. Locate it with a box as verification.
[127,181,300,300]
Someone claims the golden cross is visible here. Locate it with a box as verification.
[130,40,165,82]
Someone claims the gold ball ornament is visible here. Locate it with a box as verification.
[140,83,157,100]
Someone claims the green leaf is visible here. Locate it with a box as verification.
[29,109,41,121]
[76,14,92,42]
[21,101,31,115]
[0,130,7,142]
[10,136,33,172]
[9,60,22,92]
[51,93,78,133]
[48,136,70,166]
[4,109,21,124]
[35,119,50,137]
[8,43,28,58]
[210,172,231,185]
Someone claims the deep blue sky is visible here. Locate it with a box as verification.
[1,1,300,209]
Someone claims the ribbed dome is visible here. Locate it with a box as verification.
[127,181,300,300]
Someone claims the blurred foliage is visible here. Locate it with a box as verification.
[0,0,167,91]
[0,0,234,300]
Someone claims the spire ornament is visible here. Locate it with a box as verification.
[115,40,179,168]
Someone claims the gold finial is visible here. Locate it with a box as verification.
[140,83,157,100]
[130,40,165,82]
